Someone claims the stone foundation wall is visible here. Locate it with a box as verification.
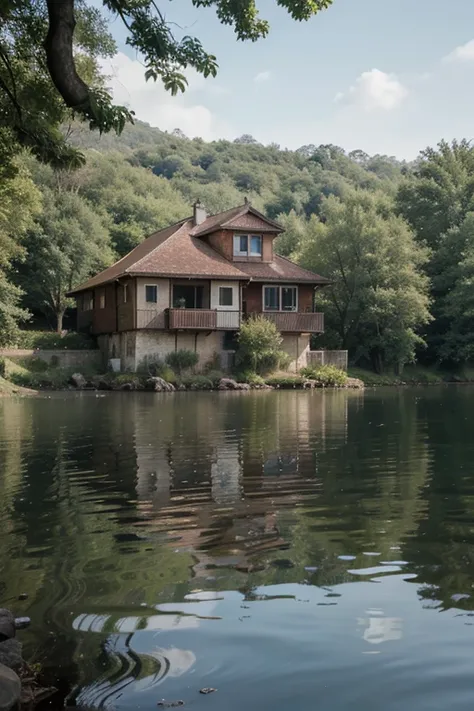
[281,334,311,372]
[99,330,225,372]
[0,348,103,370]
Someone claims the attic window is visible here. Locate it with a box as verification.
[233,234,262,257]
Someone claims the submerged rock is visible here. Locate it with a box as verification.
[0,639,23,671]
[0,662,21,711]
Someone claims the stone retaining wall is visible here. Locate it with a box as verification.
[0,349,103,370]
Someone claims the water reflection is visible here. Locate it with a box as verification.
[2,388,474,710]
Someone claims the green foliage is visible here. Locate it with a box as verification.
[204,370,226,387]
[296,191,431,372]
[15,330,96,350]
[300,364,348,386]
[265,374,304,388]
[181,374,214,390]
[236,371,266,386]
[165,349,199,375]
[138,356,176,383]
[237,316,284,375]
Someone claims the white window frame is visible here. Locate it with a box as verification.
[263,285,298,312]
[145,284,158,304]
[233,234,262,257]
[219,286,233,307]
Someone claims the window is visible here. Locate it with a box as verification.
[264,285,298,312]
[264,286,280,311]
[145,285,158,304]
[123,283,128,303]
[173,285,204,309]
[99,290,106,309]
[282,287,297,311]
[233,234,262,257]
[219,287,233,307]
[84,293,94,311]
[250,235,262,256]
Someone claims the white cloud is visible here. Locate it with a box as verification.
[335,68,408,112]
[443,39,474,63]
[100,52,232,141]
[254,71,271,83]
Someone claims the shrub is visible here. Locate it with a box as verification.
[300,365,348,386]
[139,356,176,382]
[165,349,199,374]
[181,374,213,390]
[0,357,5,378]
[236,316,284,375]
[16,330,96,350]
[204,370,225,387]
[236,371,265,386]
[265,375,304,388]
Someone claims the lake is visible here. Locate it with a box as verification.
[1,388,474,711]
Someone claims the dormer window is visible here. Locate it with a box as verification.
[233,234,262,257]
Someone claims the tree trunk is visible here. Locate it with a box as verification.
[56,310,65,334]
[44,0,91,112]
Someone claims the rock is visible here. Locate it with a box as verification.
[218,378,239,390]
[0,662,21,711]
[0,611,15,641]
[178,384,186,391]
[238,383,251,390]
[157,701,185,708]
[96,378,112,391]
[346,377,364,389]
[199,688,217,695]
[0,640,22,670]
[17,594,28,601]
[70,372,87,389]
[146,377,175,392]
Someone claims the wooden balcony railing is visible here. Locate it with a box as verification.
[260,311,324,333]
[168,309,241,330]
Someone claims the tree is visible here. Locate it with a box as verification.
[0,144,42,344]
[236,316,284,374]
[0,0,334,165]
[18,186,113,332]
[397,140,474,362]
[297,192,431,372]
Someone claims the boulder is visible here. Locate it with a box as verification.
[218,378,251,391]
[0,639,22,670]
[146,377,175,392]
[70,372,87,389]
[0,663,21,711]
[0,611,15,642]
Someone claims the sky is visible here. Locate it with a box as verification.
[97,0,474,159]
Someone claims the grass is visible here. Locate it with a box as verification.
[348,365,474,386]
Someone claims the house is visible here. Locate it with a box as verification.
[69,201,330,372]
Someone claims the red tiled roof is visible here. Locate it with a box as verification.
[192,203,283,236]
[69,205,326,295]
[238,255,330,284]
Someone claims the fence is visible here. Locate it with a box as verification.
[308,350,348,371]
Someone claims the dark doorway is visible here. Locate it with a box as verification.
[173,285,204,308]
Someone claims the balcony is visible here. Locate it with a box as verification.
[260,311,324,333]
[168,309,241,330]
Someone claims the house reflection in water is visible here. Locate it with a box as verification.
[130,391,353,566]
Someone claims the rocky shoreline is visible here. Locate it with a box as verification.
[0,608,55,711]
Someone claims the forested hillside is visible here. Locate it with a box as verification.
[3,119,474,373]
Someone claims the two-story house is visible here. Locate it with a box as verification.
[69,201,330,372]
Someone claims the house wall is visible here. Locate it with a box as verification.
[210,281,240,311]
[205,230,275,263]
[92,283,117,334]
[134,330,224,371]
[135,277,170,329]
[298,285,315,312]
[243,283,314,315]
[117,278,136,332]
[281,334,311,372]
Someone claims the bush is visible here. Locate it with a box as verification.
[265,375,304,388]
[204,370,226,387]
[138,356,176,382]
[236,316,284,375]
[165,349,199,374]
[300,364,348,386]
[181,374,214,390]
[16,330,96,350]
[236,371,265,386]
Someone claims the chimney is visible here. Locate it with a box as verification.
[193,200,207,226]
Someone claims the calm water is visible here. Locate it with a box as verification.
[1,388,474,710]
